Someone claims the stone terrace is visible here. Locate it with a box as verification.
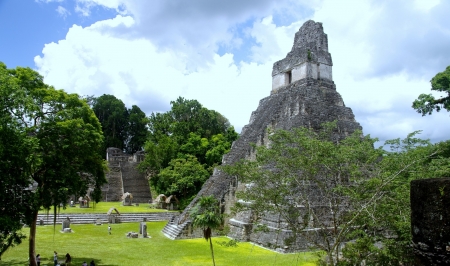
[36,212,175,225]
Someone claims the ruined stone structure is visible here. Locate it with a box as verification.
[102,148,152,203]
[411,178,450,265]
[162,20,362,251]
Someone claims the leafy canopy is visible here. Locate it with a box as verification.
[223,122,447,265]
[0,62,106,264]
[141,97,238,203]
[92,94,148,155]
[412,65,450,115]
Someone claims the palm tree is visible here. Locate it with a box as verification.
[190,195,222,266]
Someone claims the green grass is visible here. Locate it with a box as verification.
[0,222,317,266]
[38,202,177,214]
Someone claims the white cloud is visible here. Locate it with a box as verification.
[56,6,70,19]
[34,15,272,131]
[74,0,127,16]
[34,0,450,144]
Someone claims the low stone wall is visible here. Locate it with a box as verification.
[411,177,450,265]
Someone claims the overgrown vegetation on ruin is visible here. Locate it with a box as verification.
[224,122,450,265]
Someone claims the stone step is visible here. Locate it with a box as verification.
[36,212,176,225]
[162,221,189,240]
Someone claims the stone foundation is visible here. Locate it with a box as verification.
[411,177,450,265]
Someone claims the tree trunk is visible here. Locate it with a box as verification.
[28,211,38,266]
[209,237,216,266]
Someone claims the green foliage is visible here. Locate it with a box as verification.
[126,105,148,154]
[339,133,449,265]
[412,65,450,115]
[205,134,231,166]
[92,94,129,152]
[224,121,382,265]
[190,196,223,266]
[141,97,238,202]
[92,95,148,155]
[190,196,223,239]
[224,122,447,265]
[0,62,106,263]
[156,155,210,198]
[0,103,37,258]
[217,239,239,247]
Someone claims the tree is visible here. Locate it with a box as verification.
[0,64,37,258]
[126,105,148,154]
[92,94,129,154]
[223,122,441,265]
[338,134,450,265]
[156,155,210,198]
[190,195,223,266]
[141,97,238,202]
[412,65,450,115]
[0,63,106,265]
[0,118,36,259]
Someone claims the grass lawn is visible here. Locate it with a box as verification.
[38,202,177,214]
[0,222,318,266]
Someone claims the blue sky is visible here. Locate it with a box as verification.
[1,0,449,146]
[0,1,117,68]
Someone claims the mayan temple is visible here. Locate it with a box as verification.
[162,20,362,251]
[102,148,152,203]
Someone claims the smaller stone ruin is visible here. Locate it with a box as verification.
[127,232,139,238]
[122,192,133,206]
[411,177,450,265]
[107,207,121,224]
[165,195,179,210]
[153,194,179,210]
[79,195,91,208]
[61,217,72,233]
[154,194,167,209]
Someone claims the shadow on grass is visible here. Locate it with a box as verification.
[69,258,119,266]
[0,259,27,266]
[0,258,118,266]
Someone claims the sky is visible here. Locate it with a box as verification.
[1,0,449,146]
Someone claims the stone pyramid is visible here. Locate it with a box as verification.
[162,20,362,251]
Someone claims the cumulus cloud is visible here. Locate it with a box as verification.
[34,0,450,144]
[313,0,450,79]
[34,15,273,131]
[68,0,311,71]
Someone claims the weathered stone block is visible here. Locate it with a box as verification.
[411,177,450,265]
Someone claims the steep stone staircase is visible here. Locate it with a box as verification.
[121,162,152,203]
[162,216,190,240]
[103,161,123,202]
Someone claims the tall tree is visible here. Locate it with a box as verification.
[0,63,106,265]
[0,63,36,258]
[190,195,223,266]
[92,94,129,153]
[412,65,450,115]
[126,105,148,154]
